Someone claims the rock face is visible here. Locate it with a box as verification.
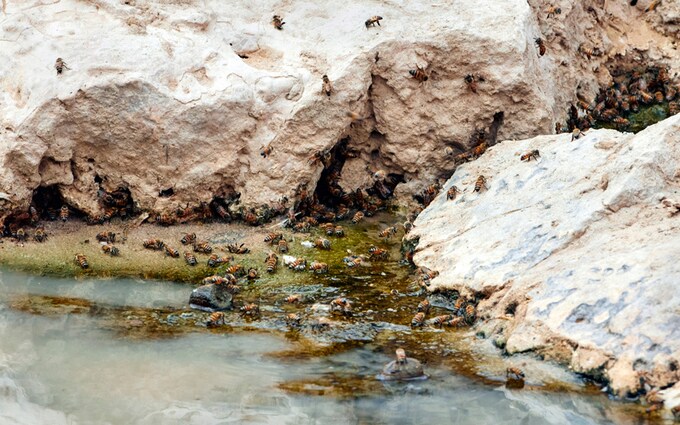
[0,0,677,219]
[189,283,233,312]
[410,114,680,397]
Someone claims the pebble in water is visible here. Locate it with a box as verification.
[377,348,427,381]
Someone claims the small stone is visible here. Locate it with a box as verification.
[189,283,233,312]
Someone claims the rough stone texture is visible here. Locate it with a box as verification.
[410,114,680,397]
[189,283,233,312]
[1,0,678,218]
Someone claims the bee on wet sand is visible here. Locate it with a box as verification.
[181,233,196,245]
[96,231,115,243]
[193,241,213,254]
[286,313,302,327]
[184,251,197,266]
[264,232,283,245]
[277,239,289,253]
[432,314,453,327]
[101,244,120,256]
[352,211,364,224]
[368,245,388,260]
[34,227,47,242]
[286,294,302,304]
[143,239,165,250]
[365,15,383,29]
[60,205,69,222]
[240,303,260,317]
[164,245,180,258]
[247,267,259,279]
[378,226,397,239]
[314,238,331,250]
[411,312,425,327]
[520,149,540,162]
[207,312,225,327]
[265,252,278,273]
[330,297,353,316]
[74,254,89,269]
[227,243,250,254]
[309,261,328,273]
[506,367,526,380]
[417,299,431,313]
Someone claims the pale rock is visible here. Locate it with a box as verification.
[411,114,680,394]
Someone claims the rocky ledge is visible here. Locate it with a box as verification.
[410,114,680,401]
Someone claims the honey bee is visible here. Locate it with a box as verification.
[545,6,561,17]
[265,252,278,273]
[464,304,477,324]
[29,206,39,224]
[330,297,352,316]
[207,312,225,327]
[444,146,454,156]
[579,45,603,60]
[203,275,228,285]
[164,245,180,258]
[473,176,487,193]
[344,256,364,268]
[665,86,677,101]
[227,242,250,254]
[293,222,311,233]
[101,244,120,256]
[352,211,364,224]
[654,91,664,103]
[55,58,69,74]
[506,367,525,380]
[240,303,260,317]
[286,294,302,304]
[247,267,259,279]
[612,117,630,128]
[143,239,164,250]
[334,226,345,237]
[309,261,328,273]
[193,241,213,254]
[535,37,546,56]
[417,299,431,313]
[571,128,584,141]
[555,122,562,133]
[184,251,197,266]
[669,101,679,115]
[225,264,244,276]
[409,65,429,82]
[472,142,488,158]
[74,253,89,269]
[289,257,307,271]
[378,226,397,239]
[285,313,302,327]
[272,15,285,30]
[464,74,478,93]
[60,205,69,222]
[207,254,224,267]
[432,314,453,327]
[264,232,283,244]
[411,312,425,327]
[180,233,196,245]
[640,90,654,104]
[96,231,116,243]
[321,75,332,97]
[277,239,289,253]
[446,186,459,200]
[447,317,465,327]
[645,0,660,12]
[520,149,540,162]
[452,297,467,315]
[365,15,383,29]
[314,238,331,250]
[33,227,47,242]
[368,245,388,260]
[260,144,273,158]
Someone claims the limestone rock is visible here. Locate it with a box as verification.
[410,114,680,394]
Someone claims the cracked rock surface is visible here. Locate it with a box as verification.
[411,114,680,397]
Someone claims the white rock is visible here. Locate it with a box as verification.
[411,114,680,395]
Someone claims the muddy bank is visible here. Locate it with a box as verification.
[410,114,680,410]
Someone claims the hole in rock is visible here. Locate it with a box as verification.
[159,188,174,198]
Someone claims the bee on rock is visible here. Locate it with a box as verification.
[535,37,546,56]
[322,75,333,97]
[272,15,285,30]
[520,149,540,162]
[365,15,383,29]
[409,65,429,82]
[474,176,487,193]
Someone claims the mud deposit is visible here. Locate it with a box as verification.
[0,215,671,424]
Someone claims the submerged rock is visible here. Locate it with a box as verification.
[410,115,680,396]
[377,349,427,381]
[189,284,233,312]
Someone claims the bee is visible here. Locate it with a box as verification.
[101,244,120,256]
[365,15,383,29]
[60,205,69,222]
[571,128,584,141]
[202,275,228,285]
[665,86,677,101]
[330,297,352,316]
[645,0,660,12]
[180,233,196,245]
[378,226,397,239]
[29,206,39,224]
[309,261,328,273]
[33,227,47,242]
[240,303,260,317]
[193,241,213,254]
[260,144,273,158]
[314,238,331,250]
[286,294,302,304]
[265,252,278,273]
[368,245,389,260]
[225,264,244,276]
[289,257,307,271]
[612,117,629,128]
[432,314,453,327]
[96,231,116,243]
[352,211,364,224]
[669,101,679,116]
[321,75,332,97]
[657,66,670,84]
[409,65,429,82]
[579,45,602,60]
[447,317,466,327]
[264,232,283,244]
[285,313,302,327]
[464,74,478,93]
[207,254,224,267]
[506,367,525,380]
[227,242,250,254]
[143,239,165,250]
[473,176,487,193]
[645,388,664,413]
[334,226,345,237]
[247,267,259,279]
[444,146,454,156]
[184,251,197,266]
[272,15,285,30]
[277,239,289,253]
[418,266,439,282]
[473,142,488,158]
[13,228,27,241]
[520,149,540,162]
[545,6,561,17]
[164,245,180,258]
[74,253,89,269]
[452,297,467,315]
[535,37,546,56]
[102,207,117,222]
[293,222,311,233]
[344,256,364,268]
[411,312,425,327]
[464,304,477,324]
[54,57,69,74]
[446,186,459,200]
[207,312,225,327]
[417,299,431,313]
[321,222,334,235]
[640,90,654,104]
[555,122,562,133]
